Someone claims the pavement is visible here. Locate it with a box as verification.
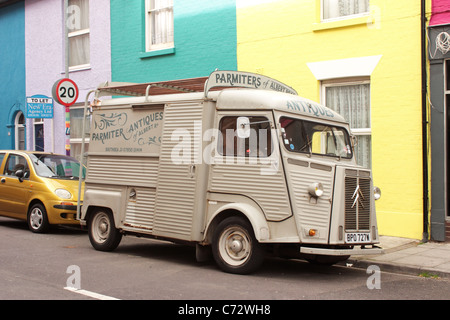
[345,235,450,279]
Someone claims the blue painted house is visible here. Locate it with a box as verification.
[0,0,26,150]
[110,0,237,83]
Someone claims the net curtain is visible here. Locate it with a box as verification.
[322,0,370,20]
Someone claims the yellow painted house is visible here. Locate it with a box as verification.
[236,0,432,240]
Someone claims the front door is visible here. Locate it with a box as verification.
[35,122,44,151]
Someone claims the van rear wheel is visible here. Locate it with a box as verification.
[212,216,264,274]
[88,209,122,251]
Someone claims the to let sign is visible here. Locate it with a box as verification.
[52,78,79,107]
[26,95,54,119]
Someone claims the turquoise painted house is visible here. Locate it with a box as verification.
[110,0,237,83]
[0,0,26,150]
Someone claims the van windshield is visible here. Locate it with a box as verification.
[280,117,352,159]
[30,153,86,179]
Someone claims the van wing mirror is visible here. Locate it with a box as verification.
[236,117,251,139]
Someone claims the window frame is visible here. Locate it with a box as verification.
[0,153,5,170]
[144,0,174,52]
[217,116,273,158]
[321,78,371,168]
[321,0,370,23]
[69,103,90,161]
[67,0,90,71]
[4,154,30,179]
[279,116,353,159]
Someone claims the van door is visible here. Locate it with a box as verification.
[275,112,336,244]
[209,112,292,222]
[153,102,207,241]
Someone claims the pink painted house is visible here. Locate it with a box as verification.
[25,0,111,158]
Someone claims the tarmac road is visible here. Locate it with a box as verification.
[0,216,449,303]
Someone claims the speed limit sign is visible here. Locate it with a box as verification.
[52,78,79,107]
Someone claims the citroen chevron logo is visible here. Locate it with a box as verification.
[351,185,365,209]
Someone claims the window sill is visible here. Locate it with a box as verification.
[139,47,175,59]
[313,15,372,32]
[61,64,91,74]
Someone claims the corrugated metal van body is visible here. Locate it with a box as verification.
[124,187,156,230]
[209,163,291,221]
[87,156,159,231]
[87,156,159,187]
[85,103,165,232]
[153,101,208,240]
[283,158,334,244]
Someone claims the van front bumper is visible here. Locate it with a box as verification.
[300,245,384,256]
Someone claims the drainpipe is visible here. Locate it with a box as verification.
[64,0,69,78]
[421,0,429,242]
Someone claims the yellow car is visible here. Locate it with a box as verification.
[0,150,84,233]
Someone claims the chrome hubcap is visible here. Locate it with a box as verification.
[219,226,251,266]
[92,212,110,243]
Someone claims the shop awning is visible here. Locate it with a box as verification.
[430,0,450,26]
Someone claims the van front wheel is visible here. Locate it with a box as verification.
[212,216,264,274]
[88,209,122,251]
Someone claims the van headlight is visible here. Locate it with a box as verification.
[55,188,72,199]
[308,182,324,198]
[373,186,381,200]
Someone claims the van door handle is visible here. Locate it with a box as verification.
[189,165,196,178]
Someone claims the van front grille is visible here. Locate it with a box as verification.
[344,172,371,231]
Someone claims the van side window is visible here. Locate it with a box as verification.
[218,116,272,157]
[4,155,30,178]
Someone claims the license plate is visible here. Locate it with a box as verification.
[345,232,371,244]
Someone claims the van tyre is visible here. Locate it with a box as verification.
[88,209,122,251]
[212,216,264,274]
[28,203,50,233]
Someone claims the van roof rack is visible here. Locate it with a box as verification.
[96,70,298,99]
[97,76,209,97]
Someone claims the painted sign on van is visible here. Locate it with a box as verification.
[90,107,164,154]
[205,70,298,96]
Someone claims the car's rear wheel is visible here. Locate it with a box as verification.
[88,209,122,251]
[27,203,50,233]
